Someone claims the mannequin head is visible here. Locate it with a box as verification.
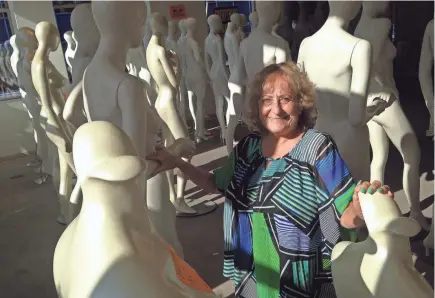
[184,17,197,34]
[239,13,247,27]
[249,11,259,29]
[71,3,99,54]
[230,13,241,29]
[92,1,147,49]
[257,1,282,29]
[178,19,187,36]
[362,1,389,18]
[207,14,223,34]
[150,13,168,37]
[35,21,60,53]
[15,27,38,59]
[167,20,178,39]
[328,1,362,22]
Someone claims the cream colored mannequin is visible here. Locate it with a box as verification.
[205,14,230,144]
[354,2,429,230]
[177,20,188,122]
[331,192,433,298]
[183,18,208,143]
[53,121,216,298]
[238,14,247,40]
[249,11,259,30]
[63,30,76,73]
[63,3,100,130]
[4,40,18,87]
[146,12,197,237]
[419,18,434,137]
[297,1,387,182]
[226,1,291,154]
[32,21,75,225]
[224,21,240,75]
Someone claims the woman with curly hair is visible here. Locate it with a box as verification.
[147,62,393,297]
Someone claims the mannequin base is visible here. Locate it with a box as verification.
[176,201,218,217]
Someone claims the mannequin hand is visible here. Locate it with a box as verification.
[352,180,394,219]
[146,148,180,175]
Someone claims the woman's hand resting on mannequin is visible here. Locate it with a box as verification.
[352,180,394,219]
[146,148,180,175]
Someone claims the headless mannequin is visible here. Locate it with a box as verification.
[63,3,100,130]
[297,1,387,183]
[354,2,428,231]
[63,30,76,74]
[11,29,52,179]
[176,20,188,123]
[146,12,196,246]
[419,18,434,137]
[331,192,433,298]
[32,21,75,225]
[205,14,230,143]
[226,1,291,154]
[249,11,259,31]
[237,14,247,40]
[183,18,208,143]
[53,121,216,298]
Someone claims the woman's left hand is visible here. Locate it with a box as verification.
[352,180,394,219]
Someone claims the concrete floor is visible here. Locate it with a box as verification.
[0,97,434,297]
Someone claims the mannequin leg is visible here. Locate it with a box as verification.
[179,78,188,123]
[57,150,73,225]
[225,90,242,154]
[423,96,434,136]
[374,101,429,230]
[423,203,434,256]
[214,92,227,144]
[195,93,206,141]
[367,120,389,183]
[187,90,197,132]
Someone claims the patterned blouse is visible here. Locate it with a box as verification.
[213,129,357,298]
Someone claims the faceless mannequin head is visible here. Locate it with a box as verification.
[328,0,362,22]
[230,13,241,28]
[150,13,168,37]
[249,11,259,28]
[92,1,147,48]
[207,14,223,33]
[256,1,282,28]
[362,1,389,18]
[239,14,247,26]
[167,20,178,39]
[178,19,187,36]
[184,18,197,34]
[35,21,60,52]
[71,3,99,53]
[15,27,38,58]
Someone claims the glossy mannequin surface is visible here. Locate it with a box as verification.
[419,18,434,137]
[249,11,259,30]
[331,192,433,298]
[32,21,75,225]
[183,17,208,142]
[63,3,100,130]
[63,30,76,73]
[53,121,216,298]
[146,12,196,246]
[354,2,428,230]
[297,1,383,182]
[237,13,247,40]
[205,14,230,143]
[176,20,188,122]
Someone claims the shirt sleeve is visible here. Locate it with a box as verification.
[314,134,358,248]
[212,149,236,194]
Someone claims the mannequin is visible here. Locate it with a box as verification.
[0,43,15,89]
[354,2,428,230]
[32,21,75,225]
[271,23,284,39]
[4,40,18,87]
[226,1,291,154]
[419,18,434,137]
[176,19,188,122]
[297,1,387,182]
[165,20,178,53]
[237,13,247,40]
[53,121,216,298]
[205,14,230,144]
[249,11,259,30]
[331,192,433,298]
[63,30,76,74]
[224,20,240,75]
[183,17,208,143]
[63,3,100,131]
[146,12,197,243]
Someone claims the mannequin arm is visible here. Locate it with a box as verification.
[418,23,434,105]
[158,48,177,88]
[191,40,202,63]
[204,47,211,78]
[63,80,84,124]
[232,36,241,63]
[218,38,230,79]
[349,40,372,127]
[370,19,391,65]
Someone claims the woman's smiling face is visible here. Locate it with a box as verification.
[259,72,300,137]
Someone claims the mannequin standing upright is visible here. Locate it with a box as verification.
[419,18,434,137]
[165,20,178,53]
[354,2,428,230]
[176,20,188,122]
[32,21,75,225]
[4,40,18,87]
[249,11,259,31]
[297,0,387,183]
[205,14,230,144]
[224,19,240,76]
[63,31,76,74]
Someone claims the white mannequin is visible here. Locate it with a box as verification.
[271,23,284,39]
[63,30,76,73]
[53,121,216,298]
[331,192,434,298]
[419,18,434,137]
[165,20,178,53]
[4,40,18,87]
[176,19,188,122]
[205,14,230,143]
[225,1,291,154]
[183,17,208,143]
[63,3,100,130]
[237,13,247,40]
[354,2,429,230]
[224,20,240,75]
[297,1,387,182]
[32,21,75,225]
[249,11,259,31]
[146,12,196,248]
[0,43,15,89]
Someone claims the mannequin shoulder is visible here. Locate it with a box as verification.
[350,39,372,65]
[117,75,145,100]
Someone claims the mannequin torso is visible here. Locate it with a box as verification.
[224,22,240,75]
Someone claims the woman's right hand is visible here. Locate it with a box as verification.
[146,148,180,175]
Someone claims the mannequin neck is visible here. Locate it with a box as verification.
[257,21,274,33]
[323,15,349,30]
[96,36,129,70]
[210,26,219,34]
[151,34,164,46]
[186,29,194,38]
[36,44,51,57]
[167,31,175,41]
